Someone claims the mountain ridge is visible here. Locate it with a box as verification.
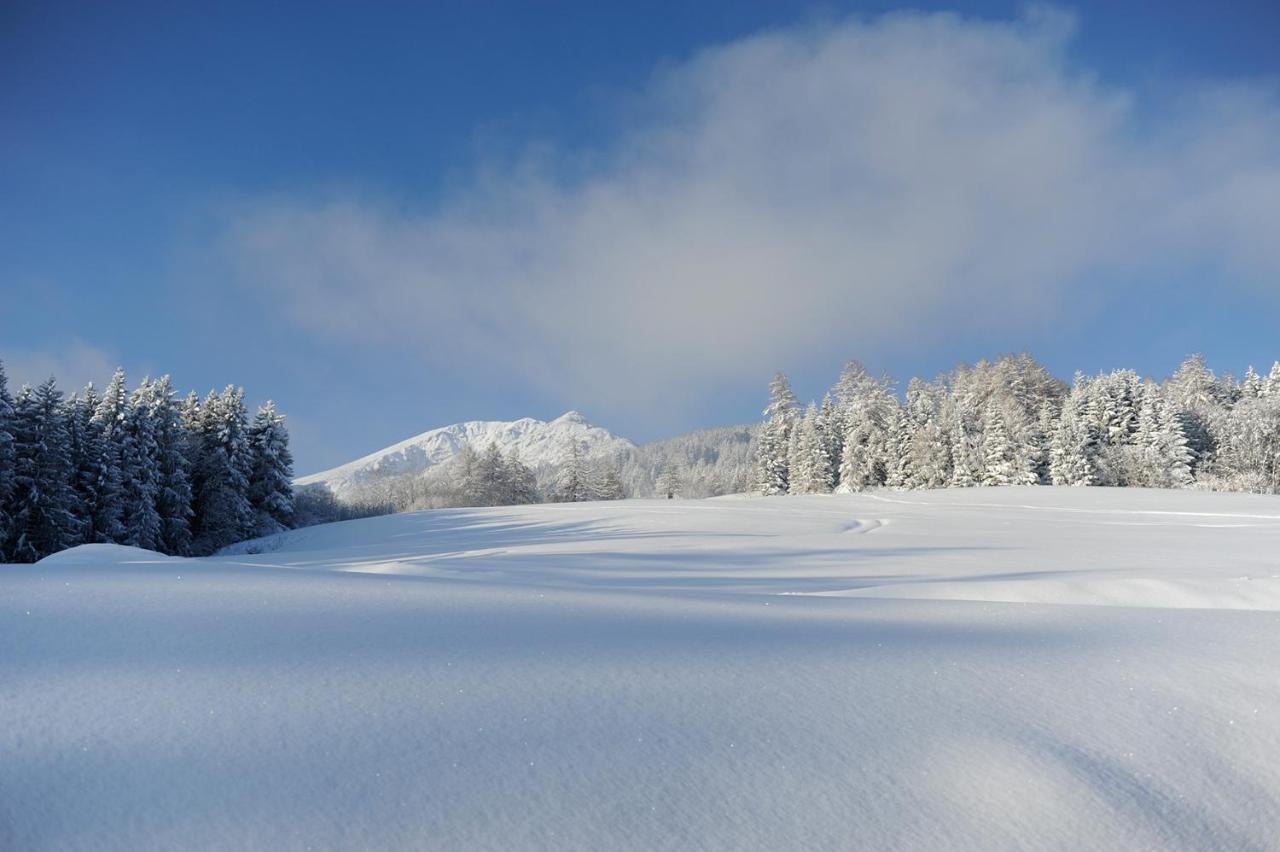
[296,411,635,497]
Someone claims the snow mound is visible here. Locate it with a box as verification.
[34,543,178,567]
[295,411,634,496]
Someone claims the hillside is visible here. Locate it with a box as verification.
[296,410,635,497]
[5,487,1280,848]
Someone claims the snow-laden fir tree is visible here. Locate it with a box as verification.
[789,404,833,494]
[247,400,294,536]
[504,450,539,504]
[1049,380,1096,486]
[755,373,797,495]
[836,362,896,491]
[883,407,913,489]
[0,362,17,552]
[555,439,595,502]
[476,443,508,505]
[190,386,254,555]
[1264,362,1280,398]
[1216,391,1280,493]
[980,407,1019,486]
[119,378,163,551]
[66,386,125,544]
[902,378,949,489]
[6,380,81,562]
[947,404,982,488]
[149,377,194,555]
[1242,366,1264,399]
[597,462,626,501]
[657,462,682,499]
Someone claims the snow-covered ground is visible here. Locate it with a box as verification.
[5,487,1280,849]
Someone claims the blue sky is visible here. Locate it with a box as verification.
[4,1,1280,474]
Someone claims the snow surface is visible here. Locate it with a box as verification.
[5,486,1280,849]
[295,410,634,496]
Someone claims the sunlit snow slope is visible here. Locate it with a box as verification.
[5,487,1280,849]
[295,410,633,496]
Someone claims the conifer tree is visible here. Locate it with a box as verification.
[789,404,832,494]
[119,379,163,551]
[0,362,16,553]
[66,386,125,544]
[597,463,626,501]
[504,450,539,504]
[658,462,682,499]
[755,373,797,495]
[150,377,194,554]
[1265,363,1280,398]
[556,440,595,502]
[6,380,81,562]
[190,387,254,554]
[247,400,294,536]
[981,408,1018,486]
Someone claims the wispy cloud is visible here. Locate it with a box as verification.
[2,340,125,394]
[221,8,1280,422]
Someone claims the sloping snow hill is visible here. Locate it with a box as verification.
[296,410,634,496]
[5,487,1280,849]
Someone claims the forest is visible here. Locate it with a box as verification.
[0,363,294,563]
[757,354,1280,496]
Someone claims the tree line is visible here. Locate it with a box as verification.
[0,362,294,563]
[757,354,1280,496]
[325,438,631,514]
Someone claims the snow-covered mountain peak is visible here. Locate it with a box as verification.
[296,412,634,497]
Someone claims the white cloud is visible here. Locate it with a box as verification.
[222,9,1280,421]
[2,340,123,394]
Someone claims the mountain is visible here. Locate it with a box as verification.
[296,411,635,497]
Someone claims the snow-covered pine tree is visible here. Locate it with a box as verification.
[504,449,539,504]
[119,378,163,551]
[74,383,125,544]
[789,404,833,494]
[1134,384,1163,487]
[90,368,131,542]
[834,361,898,491]
[149,377,193,555]
[658,462,682,499]
[946,401,982,489]
[190,387,254,554]
[884,407,912,489]
[597,462,626,501]
[819,395,844,484]
[1049,381,1096,486]
[1242,366,1264,399]
[476,442,507,505]
[1157,395,1194,488]
[556,440,595,502]
[6,379,81,562]
[1166,355,1224,475]
[755,373,797,495]
[1264,363,1280,398]
[0,362,16,553]
[451,444,484,504]
[247,400,294,536]
[903,379,949,489]
[980,407,1019,486]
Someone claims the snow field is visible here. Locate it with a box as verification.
[4,486,1280,849]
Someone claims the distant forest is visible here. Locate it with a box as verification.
[757,354,1280,496]
[316,424,760,516]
